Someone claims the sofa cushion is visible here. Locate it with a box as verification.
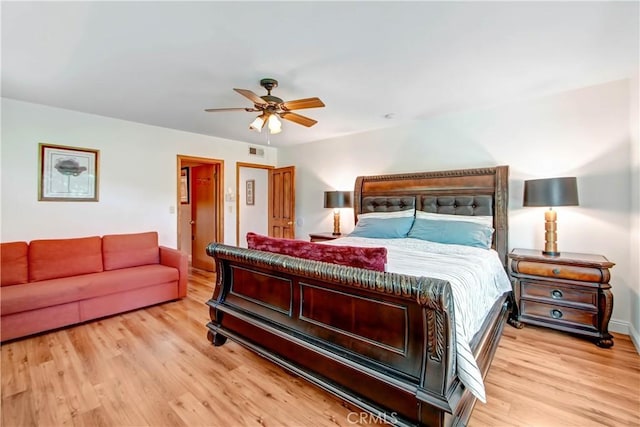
[81,265,178,299]
[246,232,387,272]
[1,275,87,315]
[1,242,29,286]
[29,236,103,282]
[0,264,178,316]
[103,232,159,271]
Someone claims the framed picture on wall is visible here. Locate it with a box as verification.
[180,167,190,204]
[246,179,255,205]
[38,143,99,201]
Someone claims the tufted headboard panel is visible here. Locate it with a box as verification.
[360,196,416,214]
[419,195,493,216]
[353,166,509,268]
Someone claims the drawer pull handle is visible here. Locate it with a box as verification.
[551,309,563,319]
[551,289,563,299]
[552,268,561,275]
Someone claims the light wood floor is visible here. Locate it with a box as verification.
[2,268,639,427]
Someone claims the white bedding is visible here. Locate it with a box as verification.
[324,236,512,403]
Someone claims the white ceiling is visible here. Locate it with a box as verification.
[2,1,638,147]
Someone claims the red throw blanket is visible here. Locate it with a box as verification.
[246,232,387,272]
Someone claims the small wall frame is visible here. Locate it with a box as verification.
[180,167,190,204]
[246,179,255,205]
[38,143,99,201]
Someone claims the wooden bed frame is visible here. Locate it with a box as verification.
[206,166,515,426]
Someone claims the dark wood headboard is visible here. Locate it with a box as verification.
[353,166,509,268]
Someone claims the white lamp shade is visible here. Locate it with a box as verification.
[268,114,282,134]
[249,115,265,132]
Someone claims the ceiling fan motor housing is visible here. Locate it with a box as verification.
[260,95,284,106]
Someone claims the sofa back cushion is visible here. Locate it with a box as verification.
[246,232,387,272]
[29,236,103,282]
[102,232,159,271]
[1,242,29,286]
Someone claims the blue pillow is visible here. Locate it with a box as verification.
[349,216,414,239]
[407,218,494,249]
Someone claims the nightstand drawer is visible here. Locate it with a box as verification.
[520,281,597,308]
[521,300,598,330]
[513,261,605,282]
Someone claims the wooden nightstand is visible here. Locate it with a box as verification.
[309,232,341,242]
[509,248,615,348]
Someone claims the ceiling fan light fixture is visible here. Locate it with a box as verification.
[249,114,266,132]
[206,78,325,134]
[268,114,282,134]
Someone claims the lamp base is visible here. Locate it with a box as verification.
[333,210,341,235]
[543,209,559,257]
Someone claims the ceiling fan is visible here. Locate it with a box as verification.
[204,78,325,134]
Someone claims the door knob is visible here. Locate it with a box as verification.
[287,221,293,225]
[190,220,195,225]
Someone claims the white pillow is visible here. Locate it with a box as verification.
[415,211,493,227]
[358,209,415,219]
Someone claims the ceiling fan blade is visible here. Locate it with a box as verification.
[280,112,318,127]
[204,107,257,112]
[233,88,268,106]
[281,97,325,111]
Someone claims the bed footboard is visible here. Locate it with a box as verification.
[206,243,509,426]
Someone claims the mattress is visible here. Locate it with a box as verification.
[324,236,512,402]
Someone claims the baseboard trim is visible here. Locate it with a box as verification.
[609,319,640,354]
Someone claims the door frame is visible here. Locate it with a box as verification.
[236,162,273,246]
[177,155,225,255]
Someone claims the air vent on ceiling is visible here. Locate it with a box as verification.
[248,146,265,157]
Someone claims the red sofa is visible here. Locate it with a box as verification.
[0,231,188,342]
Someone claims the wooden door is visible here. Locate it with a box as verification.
[191,164,216,271]
[268,166,295,238]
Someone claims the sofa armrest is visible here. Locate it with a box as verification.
[160,246,188,298]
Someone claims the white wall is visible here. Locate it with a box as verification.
[238,166,269,247]
[0,98,277,247]
[279,78,636,336]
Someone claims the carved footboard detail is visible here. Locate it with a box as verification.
[205,243,480,426]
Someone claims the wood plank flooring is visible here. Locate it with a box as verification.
[2,268,639,426]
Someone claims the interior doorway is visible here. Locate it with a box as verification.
[236,163,273,247]
[236,163,296,246]
[177,155,224,272]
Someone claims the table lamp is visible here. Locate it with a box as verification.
[523,177,579,256]
[324,191,352,235]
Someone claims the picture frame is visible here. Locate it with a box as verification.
[38,143,99,201]
[246,179,255,205]
[180,167,190,204]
